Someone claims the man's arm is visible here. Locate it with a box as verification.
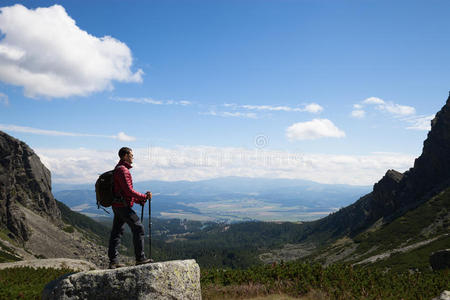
[116,166,147,202]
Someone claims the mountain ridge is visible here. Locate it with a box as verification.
[303,94,450,243]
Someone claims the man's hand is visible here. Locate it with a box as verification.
[146,191,152,200]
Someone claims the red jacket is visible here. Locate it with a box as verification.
[112,160,146,208]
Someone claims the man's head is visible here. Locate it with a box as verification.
[118,147,133,164]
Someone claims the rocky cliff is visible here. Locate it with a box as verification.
[0,131,108,267]
[0,131,61,243]
[397,93,450,209]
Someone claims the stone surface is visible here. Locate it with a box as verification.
[430,249,450,271]
[432,290,450,300]
[42,259,202,300]
[0,258,96,271]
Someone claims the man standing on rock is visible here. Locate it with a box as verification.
[108,147,152,269]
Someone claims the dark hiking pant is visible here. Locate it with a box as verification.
[108,206,146,263]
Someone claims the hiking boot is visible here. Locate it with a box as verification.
[109,262,125,269]
[136,258,153,266]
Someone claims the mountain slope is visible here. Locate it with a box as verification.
[257,93,450,270]
[0,131,110,267]
[308,185,450,270]
[300,94,450,245]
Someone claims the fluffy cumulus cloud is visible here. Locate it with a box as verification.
[0,4,143,98]
[0,123,136,141]
[35,146,416,186]
[286,119,346,141]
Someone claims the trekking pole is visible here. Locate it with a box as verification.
[149,196,152,260]
[140,203,144,222]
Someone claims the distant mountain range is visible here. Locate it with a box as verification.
[53,177,370,221]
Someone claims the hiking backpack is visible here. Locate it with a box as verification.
[95,169,116,210]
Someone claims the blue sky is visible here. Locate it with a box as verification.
[0,0,448,185]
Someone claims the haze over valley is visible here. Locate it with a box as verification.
[54,177,370,222]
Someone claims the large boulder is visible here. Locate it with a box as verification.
[432,290,450,300]
[430,249,450,271]
[42,259,202,300]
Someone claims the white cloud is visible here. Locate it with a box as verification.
[116,131,136,142]
[223,111,257,118]
[0,92,8,105]
[0,44,25,60]
[0,4,142,98]
[115,97,163,105]
[242,104,296,112]
[200,110,257,119]
[286,119,346,141]
[363,97,385,105]
[303,103,323,113]
[382,102,416,116]
[113,97,191,106]
[239,103,323,113]
[0,123,136,141]
[35,146,416,186]
[206,102,323,119]
[405,115,434,131]
[351,110,365,118]
[361,97,415,117]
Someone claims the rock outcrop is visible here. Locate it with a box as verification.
[432,290,450,300]
[0,131,109,267]
[42,260,202,300]
[0,131,61,243]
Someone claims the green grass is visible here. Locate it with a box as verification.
[62,225,75,233]
[0,228,17,245]
[353,187,450,256]
[0,249,21,263]
[2,261,448,299]
[201,261,450,300]
[370,234,450,273]
[0,267,75,299]
[0,233,21,263]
